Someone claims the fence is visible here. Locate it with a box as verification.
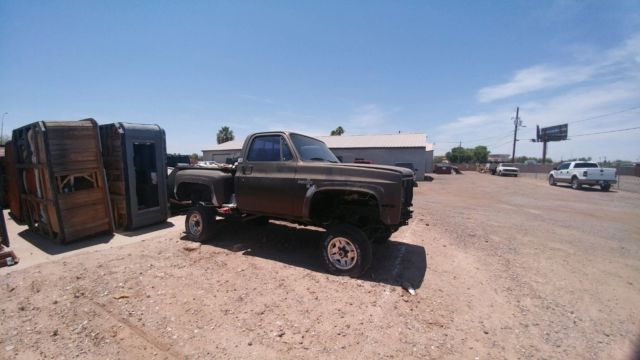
[446,163,638,176]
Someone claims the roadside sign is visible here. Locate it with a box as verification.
[537,124,568,142]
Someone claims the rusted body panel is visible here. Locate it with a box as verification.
[170,168,234,206]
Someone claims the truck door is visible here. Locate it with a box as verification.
[557,162,571,182]
[235,135,297,217]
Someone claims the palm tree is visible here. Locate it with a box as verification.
[217,126,235,144]
[330,126,345,136]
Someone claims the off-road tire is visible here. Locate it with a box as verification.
[549,175,556,186]
[571,177,581,190]
[321,224,373,278]
[185,206,216,242]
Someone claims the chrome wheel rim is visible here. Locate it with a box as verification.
[188,213,203,236]
[327,237,358,270]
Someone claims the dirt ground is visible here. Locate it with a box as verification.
[2,172,640,359]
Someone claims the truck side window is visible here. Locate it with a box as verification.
[247,135,292,161]
[559,163,570,170]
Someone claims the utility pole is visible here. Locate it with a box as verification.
[1,112,7,145]
[511,107,521,163]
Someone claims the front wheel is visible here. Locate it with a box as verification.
[549,175,556,186]
[571,177,581,190]
[185,206,216,242]
[322,224,372,278]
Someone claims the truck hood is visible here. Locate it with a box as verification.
[334,163,415,177]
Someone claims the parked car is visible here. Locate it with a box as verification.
[168,131,415,277]
[433,163,460,174]
[495,163,519,177]
[548,161,617,191]
[487,162,498,175]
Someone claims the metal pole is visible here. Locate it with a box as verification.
[1,112,7,145]
[511,107,519,162]
[542,141,547,165]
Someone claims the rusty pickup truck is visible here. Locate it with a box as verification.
[168,132,414,277]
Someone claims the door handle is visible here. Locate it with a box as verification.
[242,165,253,175]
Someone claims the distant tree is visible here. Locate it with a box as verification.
[330,126,345,136]
[472,146,489,163]
[190,153,202,162]
[217,126,235,144]
[446,145,490,163]
[446,146,468,163]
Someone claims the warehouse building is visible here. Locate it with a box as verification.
[202,133,433,180]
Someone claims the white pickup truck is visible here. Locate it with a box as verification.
[548,161,617,191]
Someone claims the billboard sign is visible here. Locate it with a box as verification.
[537,124,568,142]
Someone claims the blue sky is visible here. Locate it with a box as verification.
[1,1,639,161]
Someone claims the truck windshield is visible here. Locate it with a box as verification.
[501,163,515,167]
[290,134,339,163]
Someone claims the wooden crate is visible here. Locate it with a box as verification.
[12,119,114,243]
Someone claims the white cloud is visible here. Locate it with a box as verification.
[477,65,594,103]
[347,104,386,128]
[477,33,640,103]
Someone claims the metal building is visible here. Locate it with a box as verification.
[202,133,433,181]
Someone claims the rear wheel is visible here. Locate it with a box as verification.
[185,206,216,242]
[548,175,556,186]
[600,184,611,192]
[322,224,372,278]
[571,177,581,190]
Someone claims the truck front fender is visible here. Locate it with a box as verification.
[302,183,385,222]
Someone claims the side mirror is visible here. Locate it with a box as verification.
[237,157,243,163]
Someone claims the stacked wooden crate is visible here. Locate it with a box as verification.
[12,119,114,243]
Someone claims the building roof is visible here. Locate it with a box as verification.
[207,139,245,151]
[204,132,431,152]
[317,133,428,149]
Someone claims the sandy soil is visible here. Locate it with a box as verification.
[1,172,639,359]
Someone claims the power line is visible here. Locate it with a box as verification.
[491,139,514,149]
[572,126,640,137]
[568,105,640,124]
[437,130,514,145]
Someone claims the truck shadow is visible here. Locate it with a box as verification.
[194,221,427,289]
[556,184,618,192]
